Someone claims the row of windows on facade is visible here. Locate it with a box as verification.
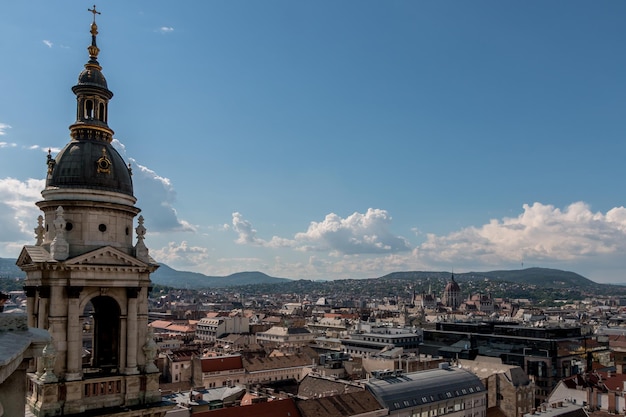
[403,398,485,417]
[363,336,419,343]
[203,374,302,387]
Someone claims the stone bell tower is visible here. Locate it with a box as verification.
[16,6,172,416]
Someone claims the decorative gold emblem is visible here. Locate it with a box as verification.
[96,147,111,174]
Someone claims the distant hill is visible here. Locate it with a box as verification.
[151,264,291,288]
[0,257,290,289]
[0,255,616,294]
[464,267,597,288]
[381,267,599,289]
[0,258,24,279]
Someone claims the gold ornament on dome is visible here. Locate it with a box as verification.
[96,147,111,174]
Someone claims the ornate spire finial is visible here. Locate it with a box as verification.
[88,5,101,24]
[86,5,101,66]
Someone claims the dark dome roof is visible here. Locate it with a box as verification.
[77,67,108,89]
[46,140,133,196]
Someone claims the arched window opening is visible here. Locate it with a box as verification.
[85,100,94,119]
[82,296,121,373]
[98,103,105,122]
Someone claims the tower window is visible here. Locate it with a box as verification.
[98,103,105,121]
[98,224,107,232]
[85,100,94,119]
[125,227,129,235]
[65,222,73,231]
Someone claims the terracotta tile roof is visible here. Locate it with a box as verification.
[149,320,174,330]
[599,373,626,391]
[296,390,384,417]
[561,374,590,389]
[167,324,195,333]
[194,398,300,417]
[200,355,244,372]
[243,354,311,372]
[240,392,261,406]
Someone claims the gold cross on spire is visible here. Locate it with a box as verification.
[88,5,101,23]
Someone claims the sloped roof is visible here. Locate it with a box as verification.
[458,358,530,386]
[524,403,588,417]
[599,372,626,392]
[16,246,55,266]
[149,320,174,330]
[200,355,244,372]
[259,326,312,336]
[297,390,385,417]
[366,367,484,413]
[297,374,364,399]
[243,354,311,372]
[218,333,249,343]
[166,324,195,333]
[561,374,591,389]
[194,398,300,417]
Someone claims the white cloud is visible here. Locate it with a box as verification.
[415,201,626,268]
[0,142,16,148]
[24,145,57,152]
[129,160,195,233]
[111,139,194,233]
[0,123,11,136]
[231,209,410,255]
[0,178,45,256]
[151,241,209,267]
[159,27,174,34]
[43,40,53,48]
[232,212,260,245]
[294,208,411,254]
[226,203,626,282]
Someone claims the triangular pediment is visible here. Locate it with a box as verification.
[16,246,55,268]
[65,246,147,268]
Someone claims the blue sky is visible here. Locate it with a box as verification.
[1,1,626,283]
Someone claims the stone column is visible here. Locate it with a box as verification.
[25,286,36,328]
[36,286,50,376]
[125,287,139,375]
[65,286,82,381]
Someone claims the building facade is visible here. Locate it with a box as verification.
[255,326,314,347]
[196,316,249,343]
[342,326,422,357]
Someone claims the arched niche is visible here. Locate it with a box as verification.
[82,295,121,373]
